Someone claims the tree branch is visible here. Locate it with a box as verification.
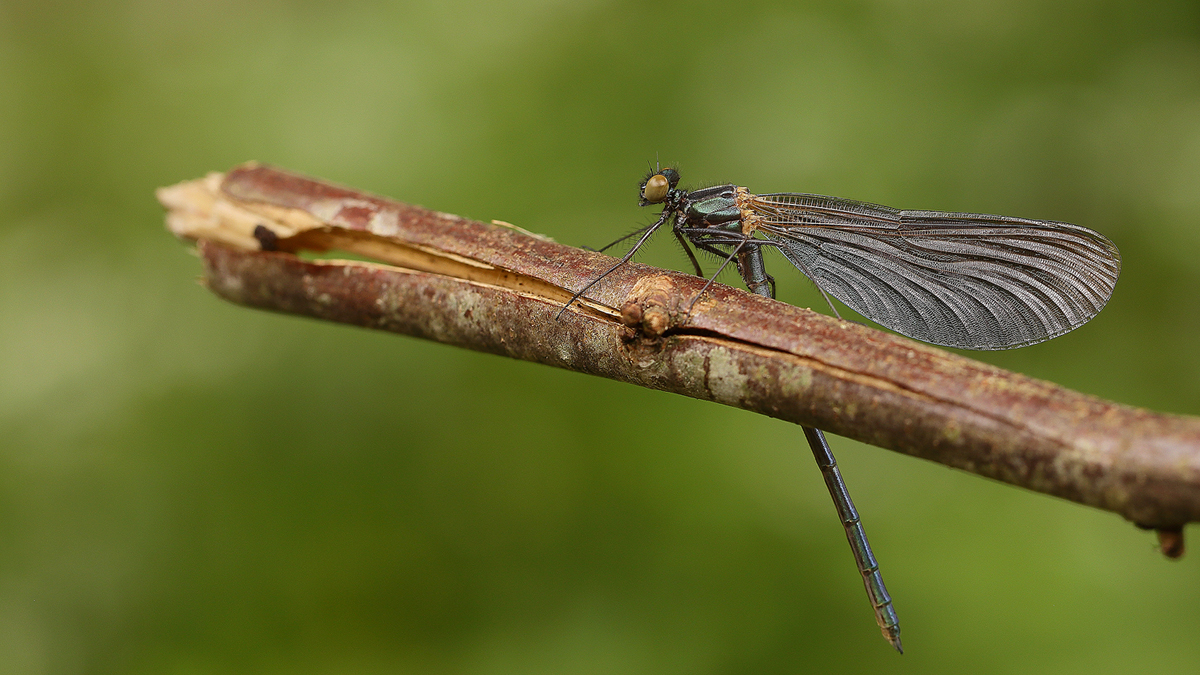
[158,162,1200,553]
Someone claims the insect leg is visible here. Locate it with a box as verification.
[683,236,749,311]
[672,227,706,278]
[556,209,671,319]
[587,223,655,253]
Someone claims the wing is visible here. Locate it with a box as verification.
[749,192,1121,350]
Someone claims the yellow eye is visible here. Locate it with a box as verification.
[641,173,670,203]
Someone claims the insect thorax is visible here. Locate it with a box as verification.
[680,184,742,229]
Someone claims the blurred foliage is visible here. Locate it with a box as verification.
[2,0,1199,673]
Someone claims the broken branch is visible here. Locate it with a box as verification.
[158,163,1200,551]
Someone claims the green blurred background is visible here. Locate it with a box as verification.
[2,0,1199,672]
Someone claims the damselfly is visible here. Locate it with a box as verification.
[562,166,1121,652]
[567,167,1120,349]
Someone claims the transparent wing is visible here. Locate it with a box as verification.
[749,192,1121,350]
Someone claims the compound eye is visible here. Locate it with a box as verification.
[641,173,670,203]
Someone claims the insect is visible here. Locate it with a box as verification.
[561,166,1121,652]
[566,167,1120,350]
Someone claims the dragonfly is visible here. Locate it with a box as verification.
[561,166,1121,653]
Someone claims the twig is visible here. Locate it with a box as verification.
[158,162,1200,553]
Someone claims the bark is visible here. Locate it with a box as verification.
[158,162,1200,552]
